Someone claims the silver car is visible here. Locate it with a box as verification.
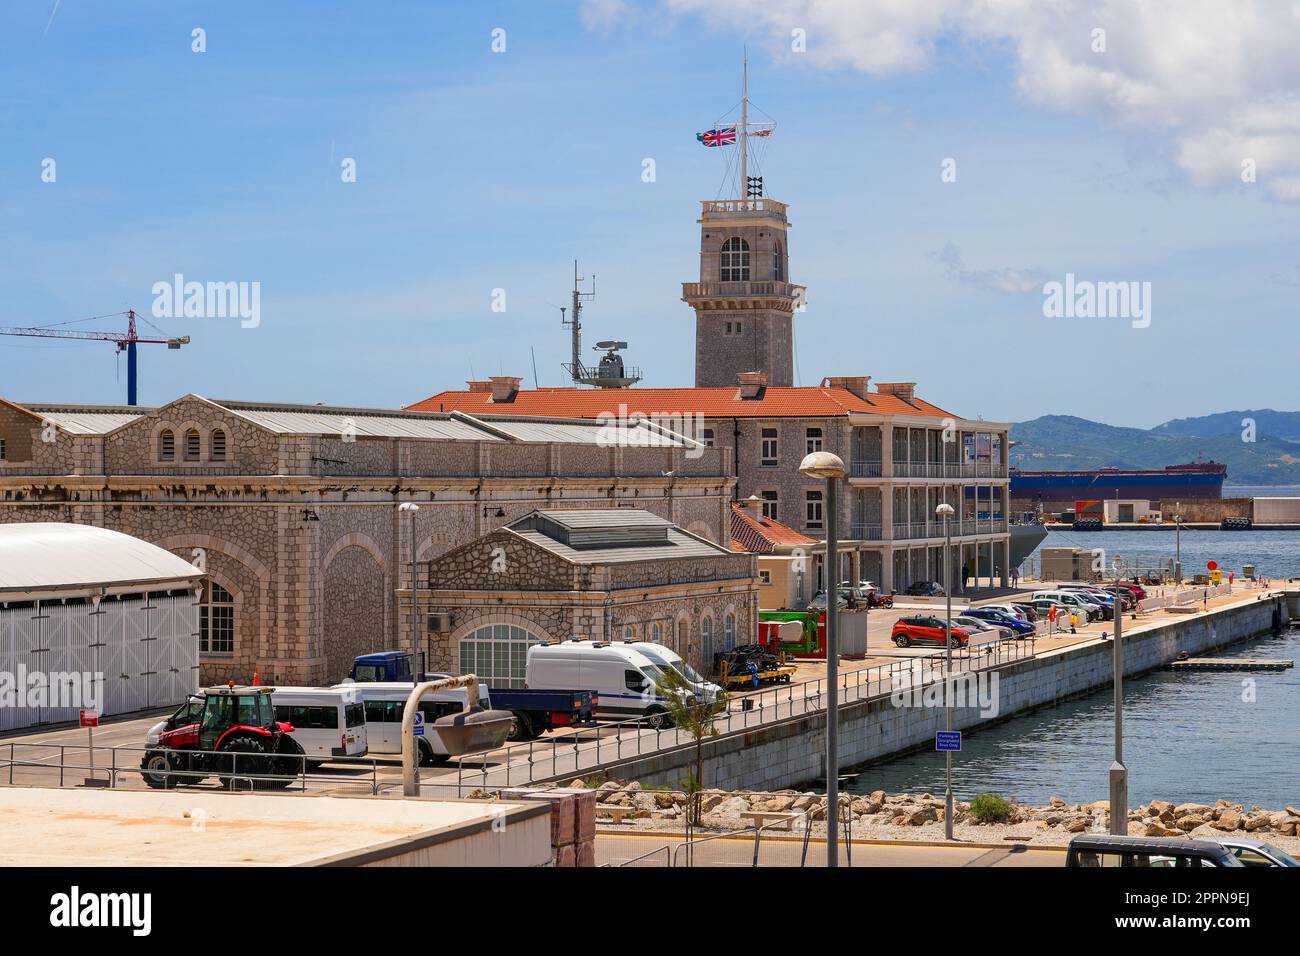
[1203,837,1300,867]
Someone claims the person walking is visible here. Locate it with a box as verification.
[1069,610,1079,634]
[1011,565,1020,589]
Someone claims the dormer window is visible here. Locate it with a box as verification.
[159,429,175,462]
[720,237,750,281]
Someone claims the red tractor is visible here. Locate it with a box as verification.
[141,684,305,790]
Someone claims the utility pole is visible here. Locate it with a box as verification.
[1110,557,1128,834]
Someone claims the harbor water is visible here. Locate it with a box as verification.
[1038,527,1300,580]
[845,624,1300,808]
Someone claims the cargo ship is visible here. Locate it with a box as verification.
[1010,461,1227,504]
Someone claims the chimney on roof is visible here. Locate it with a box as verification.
[488,376,523,403]
[736,371,768,400]
[741,494,763,512]
[822,375,872,399]
[466,380,493,392]
[876,382,917,403]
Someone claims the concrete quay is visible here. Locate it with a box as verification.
[589,588,1293,793]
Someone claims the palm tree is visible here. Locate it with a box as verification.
[654,666,728,827]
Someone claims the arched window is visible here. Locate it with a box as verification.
[724,613,736,650]
[720,237,750,281]
[676,618,688,653]
[159,429,176,462]
[774,241,785,281]
[184,428,201,462]
[651,622,662,643]
[700,615,714,670]
[459,624,543,689]
[623,625,635,641]
[210,429,227,462]
[199,582,234,654]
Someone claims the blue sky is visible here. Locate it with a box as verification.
[2,1,1297,427]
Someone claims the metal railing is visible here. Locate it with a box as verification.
[850,460,883,478]
[2,640,1037,799]
[0,742,384,793]
[445,638,1037,794]
[850,522,884,540]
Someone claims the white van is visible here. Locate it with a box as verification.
[270,686,368,762]
[525,640,691,727]
[615,640,723,704]
[343,682,482,765]
[1031,590,1102,621]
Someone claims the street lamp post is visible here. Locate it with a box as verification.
[1110,557,1128,834]
[800,451,847,868]
[397,502,421,789]
[935,501,956,841]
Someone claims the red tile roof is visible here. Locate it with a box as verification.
[406,385,954,419]
[729,504,817,554]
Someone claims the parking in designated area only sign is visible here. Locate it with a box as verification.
[935,731,961,752]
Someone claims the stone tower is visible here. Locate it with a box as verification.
[682,197,803,387]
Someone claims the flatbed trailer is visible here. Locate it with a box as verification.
[719,662,797,688]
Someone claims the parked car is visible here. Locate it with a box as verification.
[1117,582,1148,601]
[952,615,1011,641]
[1032,590,1104,622]
[839,579,880,595]
[811,586,874,609]
[959,607,1035,638]
[904,581,945,597]
[1065,590,1115,620]
[1059,583,1132,612]
[617,640,723,704]
[1202,837,1300,867]
[1009,602,1039,622]
[891,616,970,648]
[1029,598,1070,620]
[1067,834,1243,867]
[978,603,1029,622]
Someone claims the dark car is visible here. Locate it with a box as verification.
[959,607,1035,637]
[1066,834,1243,868]
[904,581,945,597]
[1009,602,1039,623]
[891,615,969,648]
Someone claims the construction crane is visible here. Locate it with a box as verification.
[0,309,189,406]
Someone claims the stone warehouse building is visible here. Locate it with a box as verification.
[0,394,740,685]
[412,508,756,682]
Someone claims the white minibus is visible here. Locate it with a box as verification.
[269,686,368,762]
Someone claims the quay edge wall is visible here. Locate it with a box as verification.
[594,593,1291,793]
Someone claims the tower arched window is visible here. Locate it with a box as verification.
[774,241,785,281]
[720,237,750,281]
[159,429,176,462]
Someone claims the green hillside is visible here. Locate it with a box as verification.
[1009,414,1300,485]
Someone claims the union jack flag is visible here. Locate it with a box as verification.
[696,125,736,147]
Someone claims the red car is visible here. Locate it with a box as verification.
[892,616,970,648]
[1117,583,1147,601]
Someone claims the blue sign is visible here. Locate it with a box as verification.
[413,712,425,737]
[936,731,961,752]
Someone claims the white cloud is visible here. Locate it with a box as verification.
[659,0,1300,200]
[935,242,1042,294]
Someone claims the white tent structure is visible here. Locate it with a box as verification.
[0,523,204,731]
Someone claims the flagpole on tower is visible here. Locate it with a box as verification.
[740,50,748,200]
